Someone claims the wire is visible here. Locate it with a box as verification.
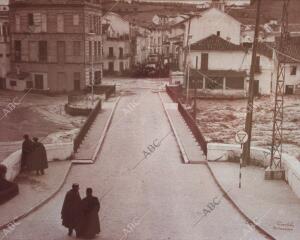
[260,41,300,63]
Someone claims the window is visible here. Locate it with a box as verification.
[109,47,114,57]
[226,77,244,89]
[73,41,81,56]
[95,71,101,84]
[0,54,3,58]
[89,15,94,33]
[97,41,101,57]
[39,41,47,62]
[291,66,297,75]
[14,40,21,62]
[34,74,44,89]
[57,14,64,32]
[10,81,17,87]
[15,15,20,32]
[57,41,65,63]
[41,14,47,32]
[119,47,123,58]
[255,56,261,73]
[119,61,124,72]
[73,14,80,26]
[94,41,97,60]
[28,13,34,26]
[73,72,81,90]
[29,41,38,61]
[89,41,92,62]
[201,53,208,70]
[205,77,223,89]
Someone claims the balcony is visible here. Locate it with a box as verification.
[106,55,116,59]
[119,53,131,59]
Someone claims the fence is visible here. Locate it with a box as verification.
[73,99,102,153]
[166,85,208,156]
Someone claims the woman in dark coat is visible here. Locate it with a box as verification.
[27,137,48,175]
[61,184,82,236]
[77,188,101,239]
[21,134,34,171]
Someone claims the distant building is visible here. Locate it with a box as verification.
[102,12,131,75]
[8,0,102,92]
[0,4,9,89]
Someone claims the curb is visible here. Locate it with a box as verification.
[206,162,276,240]
[0,161,72,231]
[158,92,189,164]
[91,96,121,162]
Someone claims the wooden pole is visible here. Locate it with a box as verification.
[242,0,262,165]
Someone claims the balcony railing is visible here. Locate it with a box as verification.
[106,55,116,59]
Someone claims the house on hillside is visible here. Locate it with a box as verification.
[183,8,242,47]
[102,12,131,75]
[8,0,102,92]
[187,34,274,96]
[0,4,9,89]
[274,37,300,94]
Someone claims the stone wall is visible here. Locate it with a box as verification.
[2,142,73,181]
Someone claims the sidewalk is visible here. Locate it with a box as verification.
[0,160,71,229]
[0,97,120,229]
[208,161,300,240]
[159,91,206,163]
[74,97,120,163]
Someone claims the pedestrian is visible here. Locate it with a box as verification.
[61,183,82,237]
[21,134,34,171]
[27,137,48,175]
[77,188,101,239]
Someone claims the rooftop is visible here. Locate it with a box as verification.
[190,34,245,52]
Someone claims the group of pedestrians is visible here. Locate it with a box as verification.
[61,184,101,239]
[21,134,48,175]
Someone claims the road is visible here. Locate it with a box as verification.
[5,79,268,240]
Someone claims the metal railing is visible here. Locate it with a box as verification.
[166,85,207,156]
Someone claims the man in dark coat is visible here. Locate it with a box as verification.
[27,137,48,175]
[0,164,19,205]
[77,188,101,239]
[61,183,82,236]
[21,134,34,171]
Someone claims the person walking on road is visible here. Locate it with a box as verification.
[77,188,101,239]
[27,137,48,175]
[61,183,82,237]
[21,134,34,171]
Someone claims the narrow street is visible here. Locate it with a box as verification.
[5,80,268,240]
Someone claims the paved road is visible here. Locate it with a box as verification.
[4,80,268,240]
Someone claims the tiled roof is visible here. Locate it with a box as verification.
[275,36,300,63]
[190,35,245,51]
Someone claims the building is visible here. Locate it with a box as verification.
[187,34,276,97]
[102,12,131,75]
[0,3,9,89]
[274,36,300,94]
[8,0,102,93]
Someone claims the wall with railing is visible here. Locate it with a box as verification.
[166,85,208,156]
[73,99,102,153]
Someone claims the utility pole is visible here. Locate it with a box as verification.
[184,16,191,104]
[266,0,290,180]
[242,0,262,165]
[193,56,198,120]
